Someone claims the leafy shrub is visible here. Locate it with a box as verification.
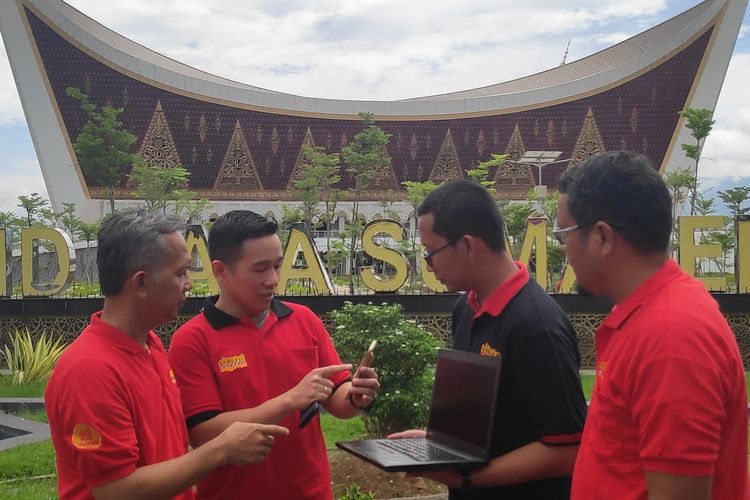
[337,484,374,500]
[1,329,66,385]
[330,302,443,437]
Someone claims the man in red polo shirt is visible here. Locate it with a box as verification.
[556,151,749,500]
[168,210,380,499]
[45,210,288,500]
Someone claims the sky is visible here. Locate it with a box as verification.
[0,0,749,215]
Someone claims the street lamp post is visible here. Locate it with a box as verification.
[516,151,572,212]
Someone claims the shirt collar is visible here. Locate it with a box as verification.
[601,259,683,330]
[88,312,159,355]
[202,296,293,330]
[467,261,529,318]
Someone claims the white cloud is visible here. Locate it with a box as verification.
[700,53,750,187]
[0,45,24,126]
[0,159,48,215]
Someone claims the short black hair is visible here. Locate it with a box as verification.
[416,179,506,252]
[557,151,672,254]
[208,210,279,265]
[97,209,184,296]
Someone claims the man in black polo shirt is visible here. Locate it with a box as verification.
[390,179,586,499]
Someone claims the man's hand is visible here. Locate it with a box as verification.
[285,364,352,411]
[217,422,289,466]
[349,366,380,409]
[387,429,426,439]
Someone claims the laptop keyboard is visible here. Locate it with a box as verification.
[379,439,464,462]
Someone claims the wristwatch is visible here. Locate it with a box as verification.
[460,470,477,493]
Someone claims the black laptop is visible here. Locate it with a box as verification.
[336,348,501,472]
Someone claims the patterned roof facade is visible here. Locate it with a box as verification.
[26,5,712,201]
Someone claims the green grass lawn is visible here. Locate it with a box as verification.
[321,412,367,448]
[0,378,46,398]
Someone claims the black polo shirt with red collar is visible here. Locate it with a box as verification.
[450,264,587,500]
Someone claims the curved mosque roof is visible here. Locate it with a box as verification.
[0,0,746,218]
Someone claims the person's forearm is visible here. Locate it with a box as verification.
[323,382,360,419]
[190,395,294,446]
[471,442,578,488]
[92,437,226,500]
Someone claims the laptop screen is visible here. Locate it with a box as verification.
[427,350,501,455]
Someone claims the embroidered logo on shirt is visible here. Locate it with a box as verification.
[218,353,248,373]
[169,369,177,385]
[71,424,102,449]
[596,361,608,380]
[480,342,502,358]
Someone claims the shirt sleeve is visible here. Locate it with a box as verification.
[168,322,225,419]
[627,316,728,476]
[52,360,141,488]
[512,323,587,445]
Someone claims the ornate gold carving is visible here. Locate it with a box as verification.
[137,100,182,169]
[271,127,280,154]
[214,120,263,189]
[191,146,197,165]
[630,107,639,134]
[428,129,462,182]
[370,146,399,189]
[287,127,316,188]
[198,114,207,142]
[340,133,348,147]
[425,134,432,150]
[409,134,418,161]
[476,130,486,156]
[546,120,555,146]
[495,124,534,187]
[571,108,605,164]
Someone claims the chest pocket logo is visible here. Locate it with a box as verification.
[218,354,248,373]
[480,342,501,358]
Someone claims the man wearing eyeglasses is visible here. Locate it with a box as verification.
[390,179,587,499]
[556,151,748,500]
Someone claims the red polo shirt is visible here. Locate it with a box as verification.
[571,260,749,500]
[168,299,351,500]
[45,313,193,500]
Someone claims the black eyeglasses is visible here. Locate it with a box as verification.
[422,241,455,267]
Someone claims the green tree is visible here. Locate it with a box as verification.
[678,107,714,215]
[341,113,391,293]
[402,180,439,287]
[466,153,507,194]
[128,157,191,213]
[56,202,82,240]
[502,201,535,250]
[295,145,343,277]
[17,193,54,227]
[174,190,211,224]
[0,211,22,242]
[66,87,137,214]
[664,168,697,255]
[717,187,750,216]
[75,221,100,284]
